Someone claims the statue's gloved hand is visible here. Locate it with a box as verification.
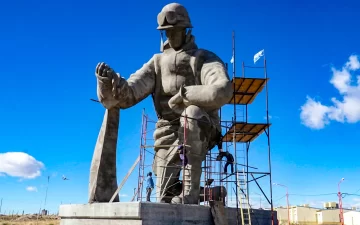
[168,86,191,114]
[95,62,122,109]
[179,85,191,107]
[168,92,185,115]
[95,62,117,79]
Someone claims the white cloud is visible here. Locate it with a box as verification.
[264,115,273,120]
[307,200,326,208]
[345,198,360,208]
[26,186,38,192]
[0,152,44,179]
[346,55,360,70]
[51,172,58,177]
[300,97,331,129]
[300,54,360,129]
[264,115,280,120]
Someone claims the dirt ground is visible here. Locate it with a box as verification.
[0,215,60,225]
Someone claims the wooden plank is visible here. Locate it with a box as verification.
[109,156,140,203]
[229,78,268,105]
[222,122,270,143]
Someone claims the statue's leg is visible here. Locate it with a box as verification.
[154,146,182,202]
[152,120,182,203]
[172,105,217,204]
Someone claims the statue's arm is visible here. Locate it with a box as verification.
[96,56,156,109]
[182,51,233,110]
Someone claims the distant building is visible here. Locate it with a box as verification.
[344,211,360,225]
[41,209,48,215]
[291,205,319,224]
[323,202,339,209]
[275,202,354,225]
[275,205,319,225]
[316,208,351,224]
[275,207,289,224]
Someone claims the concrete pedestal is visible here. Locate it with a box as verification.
[59,202,277,225]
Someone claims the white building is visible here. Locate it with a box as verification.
[275,202,355,225]
[275,207,289,225]
[275,205,319,225]
[344,211,360,225]
[291,205,318,224]
[316,209,351,224]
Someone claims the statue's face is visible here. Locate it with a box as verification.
[165,27,186,50]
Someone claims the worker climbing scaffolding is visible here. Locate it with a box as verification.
[216,150,235,174]
[215,132,235,174]
[178,144,188,167]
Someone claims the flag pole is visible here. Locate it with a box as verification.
[232,29,241,225]
[44,175,50,211]
[263,49,266,64]
[232,30,236,79]
[263,49,274,225]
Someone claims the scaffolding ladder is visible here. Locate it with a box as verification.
[236,168,252,225]
[233,126,252,225]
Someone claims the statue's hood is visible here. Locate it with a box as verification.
[163,34,198,52]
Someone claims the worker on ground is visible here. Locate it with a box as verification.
[216,150,234,174]
[146,172,154,202]
[178,144,188,167]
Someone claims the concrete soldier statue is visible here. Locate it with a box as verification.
[92,2,233,204]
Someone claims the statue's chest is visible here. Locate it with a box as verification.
[160,51,196,95]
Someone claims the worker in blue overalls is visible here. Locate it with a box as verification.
[146,172,154,202]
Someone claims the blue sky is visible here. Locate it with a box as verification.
[1,0,360,214]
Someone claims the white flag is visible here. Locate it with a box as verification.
[230,55,234,64]
[253,49,264,64]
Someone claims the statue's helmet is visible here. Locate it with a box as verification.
[157,3,193,30]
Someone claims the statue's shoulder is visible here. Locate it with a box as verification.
[193,48,219,58]
[151,53,162,60]
[193,48,224,63]
[146,53,163,65]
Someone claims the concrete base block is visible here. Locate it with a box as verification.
[59,202,277,225]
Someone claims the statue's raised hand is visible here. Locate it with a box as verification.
[95,62,120,109]
[96,62,116,79]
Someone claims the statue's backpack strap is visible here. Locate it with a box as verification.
[190,49,205,85]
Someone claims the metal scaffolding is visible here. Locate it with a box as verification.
[133,110,189,203]
[132,30,273,225]
[219,31,273,225]
[135,110,148,202]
